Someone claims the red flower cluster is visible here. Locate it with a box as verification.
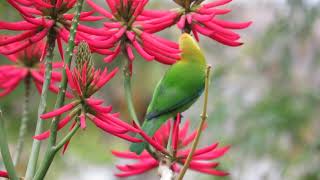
[113,115,230,177]
[83,0,180,65]
[0,0,102,59]
[140,0,251,46]
[0,40,63,97]
[34,43,141,152]
[0,171,8,179]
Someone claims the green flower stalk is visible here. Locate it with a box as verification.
[14,76,31,166]
[32,0,86,179]
[25,29,57,180]
[0,109,19,180]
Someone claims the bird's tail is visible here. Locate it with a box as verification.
[129,116,168,155]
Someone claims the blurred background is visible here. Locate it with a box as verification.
[1,0,320,179]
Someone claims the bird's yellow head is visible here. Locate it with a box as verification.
[179,33,206,64]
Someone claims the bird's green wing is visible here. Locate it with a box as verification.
[130,64,205,155]
[145,62,205,120]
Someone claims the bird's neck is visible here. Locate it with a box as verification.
[181,54,206,65]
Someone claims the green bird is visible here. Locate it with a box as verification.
[130,33,207,154]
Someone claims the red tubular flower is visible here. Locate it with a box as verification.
[0,40,63,97]
[34,43,141,152]
[83,0,180,66]
[0,171,8,179]
[112,115,230,178]
[139,0,251,46]
[0,0,102,59]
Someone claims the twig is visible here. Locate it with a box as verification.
[122,46,141,126]
[25,28,57,180]
[14,76,31,166]
[0,108,19,180]
[48,0,84,148]
[32,0,85,179]
[176,65,211,180]
[53,123,80,151]
[166,120,175,153]
[33,122,80,180]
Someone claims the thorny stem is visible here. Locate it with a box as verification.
[177,65,211,180]
[48,0,84,148]
[14,76,31,166]
[166,120,175,153]
[33,123,80,180]
[122,47,141,126]
[25,29,57,180]
[33,0,85,179]
[54,123,80,151]
[0,109,19,180]
[146,145,159,159]
[121,44,162,161]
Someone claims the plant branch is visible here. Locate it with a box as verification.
[53,123,80,151]
[32,0,85,179]
[33,123,80,180]
[48,0,84,147]
[166,120,175,153]
[121,46,163,160]
[25,29,57,180]
[0,108,19,180]
[122,47,140,126]
[176,65,211,180]
[14,76,31,166]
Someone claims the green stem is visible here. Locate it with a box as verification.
[166,119,175,153]
[121,46,162,159]
[0,108,19,180]
[177,65,211,180]
[32,0,85,179]
[54,123,80,151]
[122,50,140,126]
[48,0,84,147]
[33,123,80,180]
[25,30,57,180]
[14,76,31,166]
[47,0,84,147]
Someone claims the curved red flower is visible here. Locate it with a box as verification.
[0,0,102,59]
[83,0,180,65]
[112,115,230,178]
[140,0,251,46]
[34,43,141,152]
[0,40,63,97]
[0,171,8,179]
